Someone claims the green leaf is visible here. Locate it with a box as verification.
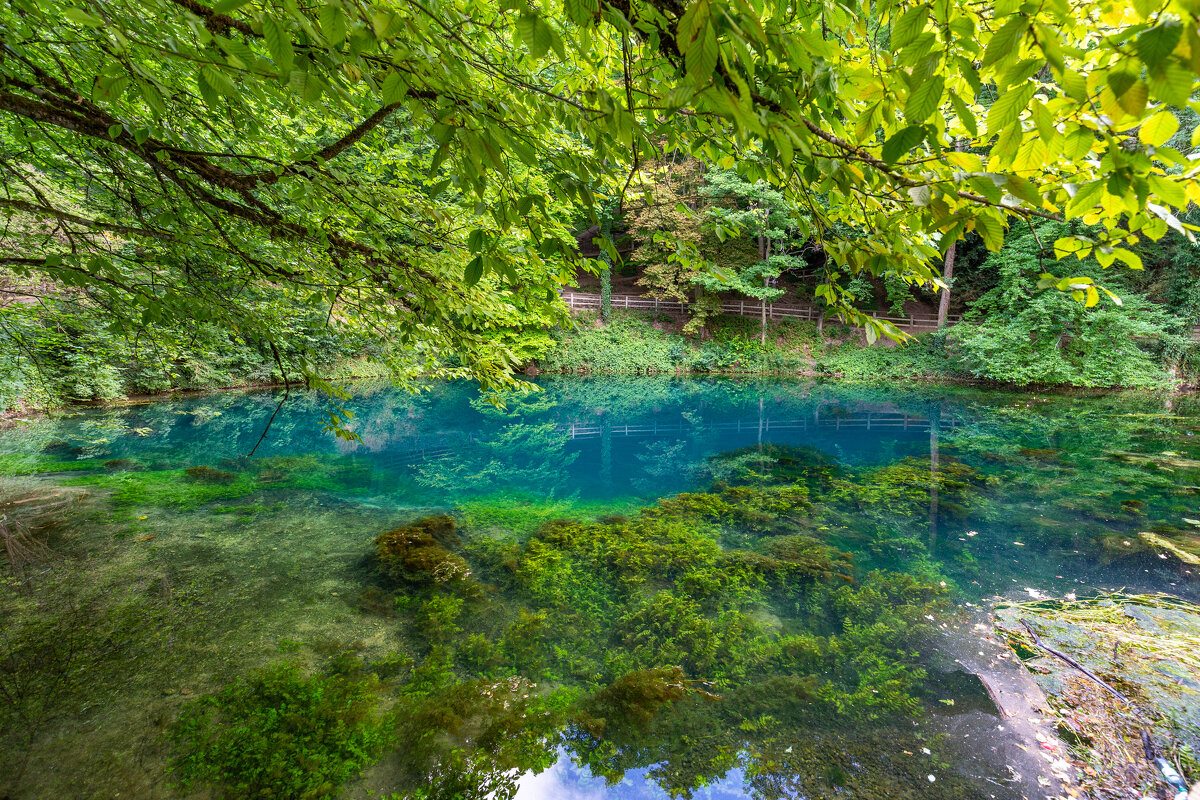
[1107,68,1138,100]
[1139,109,1179,147]
[881,126,926,164]
[381,71,407,104]
[948,91,977,137]
[986,82,1036,135]
[1136,20,1183,71]
[262,17,294,74]
[1005,175,1040,206]
[975,213,1005,251]
[464,256,484,286]
[982,15,1028,68]
[1148,62,1192,106]
[107,124,123,139]
[1053,237,1092,259]
[1065,180,1104,218]
[319,4,347,45]
[1111,248,1143,270]
[289,69,324,102]
[64,7,103,26]
[1118,81,1149,116]
[201,66,237,98]
[684,22,718,84]
[890,7,928,50]
[371,10,403,40]
[1058,69,1087,102]
[905,75,944,124]
[1148,174,1187,207]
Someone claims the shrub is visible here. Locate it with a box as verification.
[949,221,1186,388]
[540,312,682,374]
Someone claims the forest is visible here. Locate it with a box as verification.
[3,0,1200,409]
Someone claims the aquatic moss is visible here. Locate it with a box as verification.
[63,468,257,509]
[168,661,389,800]
[375,515,470,584]
[183,465,238,484]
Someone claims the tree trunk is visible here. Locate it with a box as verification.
[936,140,965,329]
[599,213,613,324]
[936,242,955,329]
[759,204,770,345]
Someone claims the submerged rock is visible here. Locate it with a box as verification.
[995,593,1200,799]
[375,514,470,584]
[183,465,238,484]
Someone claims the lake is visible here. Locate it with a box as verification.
[1,378,1197,799]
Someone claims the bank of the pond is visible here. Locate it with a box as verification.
[536,311,1194,391]
[0,356,393,423]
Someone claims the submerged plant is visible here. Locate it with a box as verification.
[183,465,238,484]
[168,661,389,800]
[376,515,471,584]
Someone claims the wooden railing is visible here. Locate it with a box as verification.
[564,291,1200,340]
[561,412,957,440]
[561,291,965,329]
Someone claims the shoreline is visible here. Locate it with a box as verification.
[1,369,1193,429]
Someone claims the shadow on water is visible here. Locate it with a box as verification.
[0,377,1198,798]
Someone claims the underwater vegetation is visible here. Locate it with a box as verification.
[48,452,379,513]
[6,381,1200,799]
[158,448,966,799]
[375,515,471,584]
[168,658,391,799]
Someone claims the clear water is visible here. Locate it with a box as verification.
[1,378,1197,799]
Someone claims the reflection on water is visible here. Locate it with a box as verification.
[516,751,749,800]
[0,377,1197,799]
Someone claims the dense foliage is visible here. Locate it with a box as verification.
[3,0,1199,400]
[951,223,1192,387]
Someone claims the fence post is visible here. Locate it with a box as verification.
[624,295,629,309]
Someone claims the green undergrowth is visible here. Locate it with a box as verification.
[54,452,379,511]
[540,310,961,381]
[541,309,1187,388]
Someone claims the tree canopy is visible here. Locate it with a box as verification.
[2,0,1199,381]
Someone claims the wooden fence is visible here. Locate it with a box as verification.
[563,291,1200,340]
[561,291,964,330]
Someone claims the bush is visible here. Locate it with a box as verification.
[540,312,682,374]
[949,221,1187,388]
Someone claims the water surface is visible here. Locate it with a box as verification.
[1,378,1196,799]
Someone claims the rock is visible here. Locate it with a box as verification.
[995,594,1200,799]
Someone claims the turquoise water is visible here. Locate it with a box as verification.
[0,378,1197,799]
